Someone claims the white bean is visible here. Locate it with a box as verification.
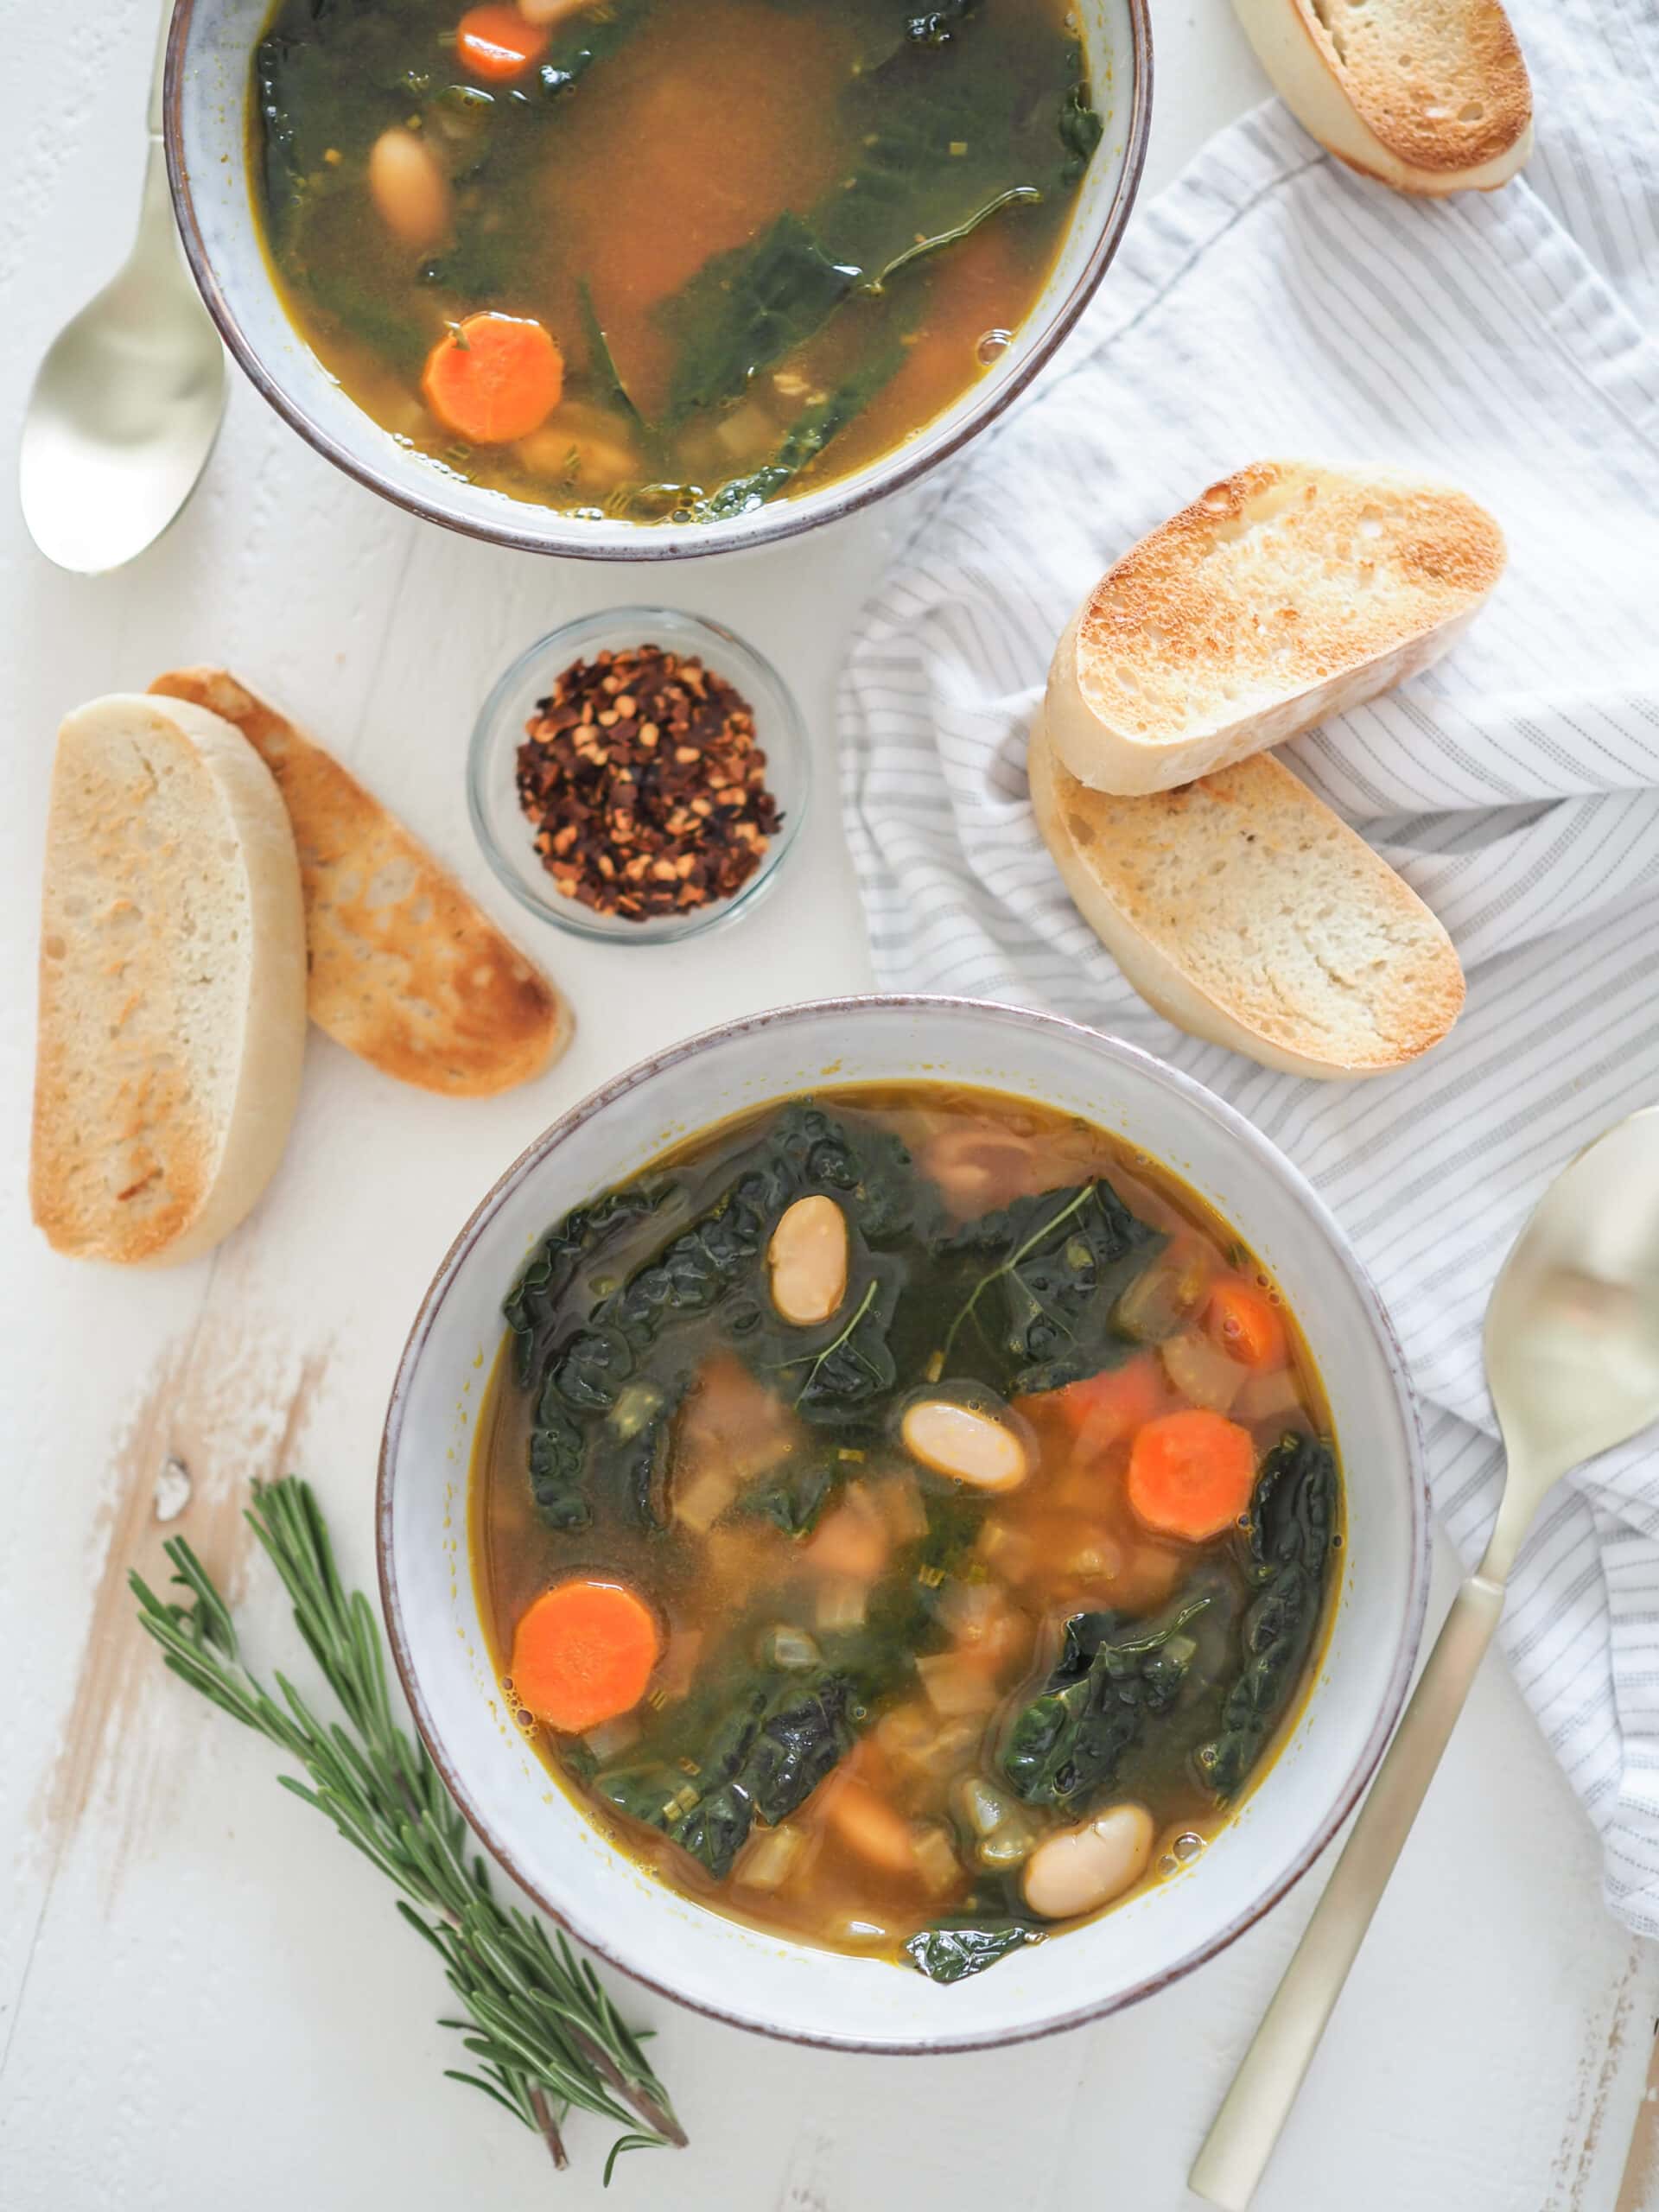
[901,1398,1029,1491]
[367,127,451,251]
[767,1195,849,1326]
[1022,1804,1155,1921]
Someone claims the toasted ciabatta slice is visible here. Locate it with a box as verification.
[31,693,307,1264]
[1028,715,1464,1078]
[1046,461,1504,797]
[1230,0,1531,195]
[150,669,571,1097]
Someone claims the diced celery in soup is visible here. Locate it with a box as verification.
[471,1087,1341,1981]
[250,0,1104,521]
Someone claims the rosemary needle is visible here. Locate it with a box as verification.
[130,1475,684,2182]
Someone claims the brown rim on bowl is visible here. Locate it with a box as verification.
[163,3,1154,561]
[377,995,1432,2053]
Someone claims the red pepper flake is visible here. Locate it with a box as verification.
[515,645,782,921]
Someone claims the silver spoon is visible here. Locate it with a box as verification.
[20,2,226,574]
[1192,1104,1659,2210]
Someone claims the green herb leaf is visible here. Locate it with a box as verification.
[1195,1434,1338,1799]
[741,1452,836,1537]
[599,1666,858,1878]
[1001,1598,1210,1810]
[933,1178,1164,1395]
[129,1477,683,2178]
[661,213,862,422]
[690,351,902,521]
[861,185,1042,293]
[575,276,652,441]
[906,1919,1037,1982]
[518,1103,930,1526]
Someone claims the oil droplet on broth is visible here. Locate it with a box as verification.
[976,327,1014,366]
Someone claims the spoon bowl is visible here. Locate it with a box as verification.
[1485,1107,1659,1495]
[1193,1103,1659,2209]
[19,6,226,575]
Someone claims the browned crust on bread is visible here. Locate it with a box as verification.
[150,669,570,1097]
[1077,461,1504,724]
[32,1003,211,1262]
[1296,0,1530,173]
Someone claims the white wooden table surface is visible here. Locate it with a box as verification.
[3,5,1656,2207]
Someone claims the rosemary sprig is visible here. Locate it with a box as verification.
[130,1476,684,2181]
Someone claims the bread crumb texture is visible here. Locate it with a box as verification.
[1045,743,1464,1070]
[151,669,569,1096]
[1078,461,1504,743]
[1296,0,1530,172]
[32,713,243,1259]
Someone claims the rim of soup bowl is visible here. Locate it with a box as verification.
[378,995,1431,2053]
[162,1,1154,561]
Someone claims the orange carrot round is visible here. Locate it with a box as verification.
[509,1576,661,1734]
[1045,1353,1166,1446]
[422,313,564,443]
[1127,1409,1256,1541]
[454,3,549,81]
[1206,1278,1288,1370]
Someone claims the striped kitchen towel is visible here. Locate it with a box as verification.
[837,13,1659,1932]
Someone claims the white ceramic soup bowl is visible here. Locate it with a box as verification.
[378,996,1429,2051]
[164,0,1151,560]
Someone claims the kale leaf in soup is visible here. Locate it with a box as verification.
[474,1085,1342,1977]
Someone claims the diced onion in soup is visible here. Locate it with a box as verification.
[877,1471,930,1542]
[937,1577,1001,1639]
[1115,1244,1214,1343]
[952,1776,1038,1867]
[582,1712,641,1763]
[956,1776,1017,1839]
[916,1651,1000,1717]
[817,1576,868,1632]
[760,1624,822,1671]
[976,1516,1035,1576]
[652,1628,702,1703]
[978,1821,1039,1872]
[1160,1329,1243,1413]
[736,1823,808,1893]
[913,1824,966,1898]
[672,1462,737,1534]
[1236,1366,1305,1422]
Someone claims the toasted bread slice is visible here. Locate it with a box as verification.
[1231,0,1531,195]
[1028,715,1464,1077]
[31,694,308,1264]
[1046,461,1504,797]
[150,669,571,1097]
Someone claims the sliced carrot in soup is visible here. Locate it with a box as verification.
[510,1576,661,1734]
[1127,1409,1256,1541]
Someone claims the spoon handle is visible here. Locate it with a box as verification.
[1188,1570,1506,2210]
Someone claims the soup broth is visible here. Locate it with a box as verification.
[251,0,1103,521]
[472,1087,1341,1978]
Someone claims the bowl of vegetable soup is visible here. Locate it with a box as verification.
[378,997,1430,2050]
[164,0,1150,556]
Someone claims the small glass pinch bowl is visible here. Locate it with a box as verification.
[467,606,810,945]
